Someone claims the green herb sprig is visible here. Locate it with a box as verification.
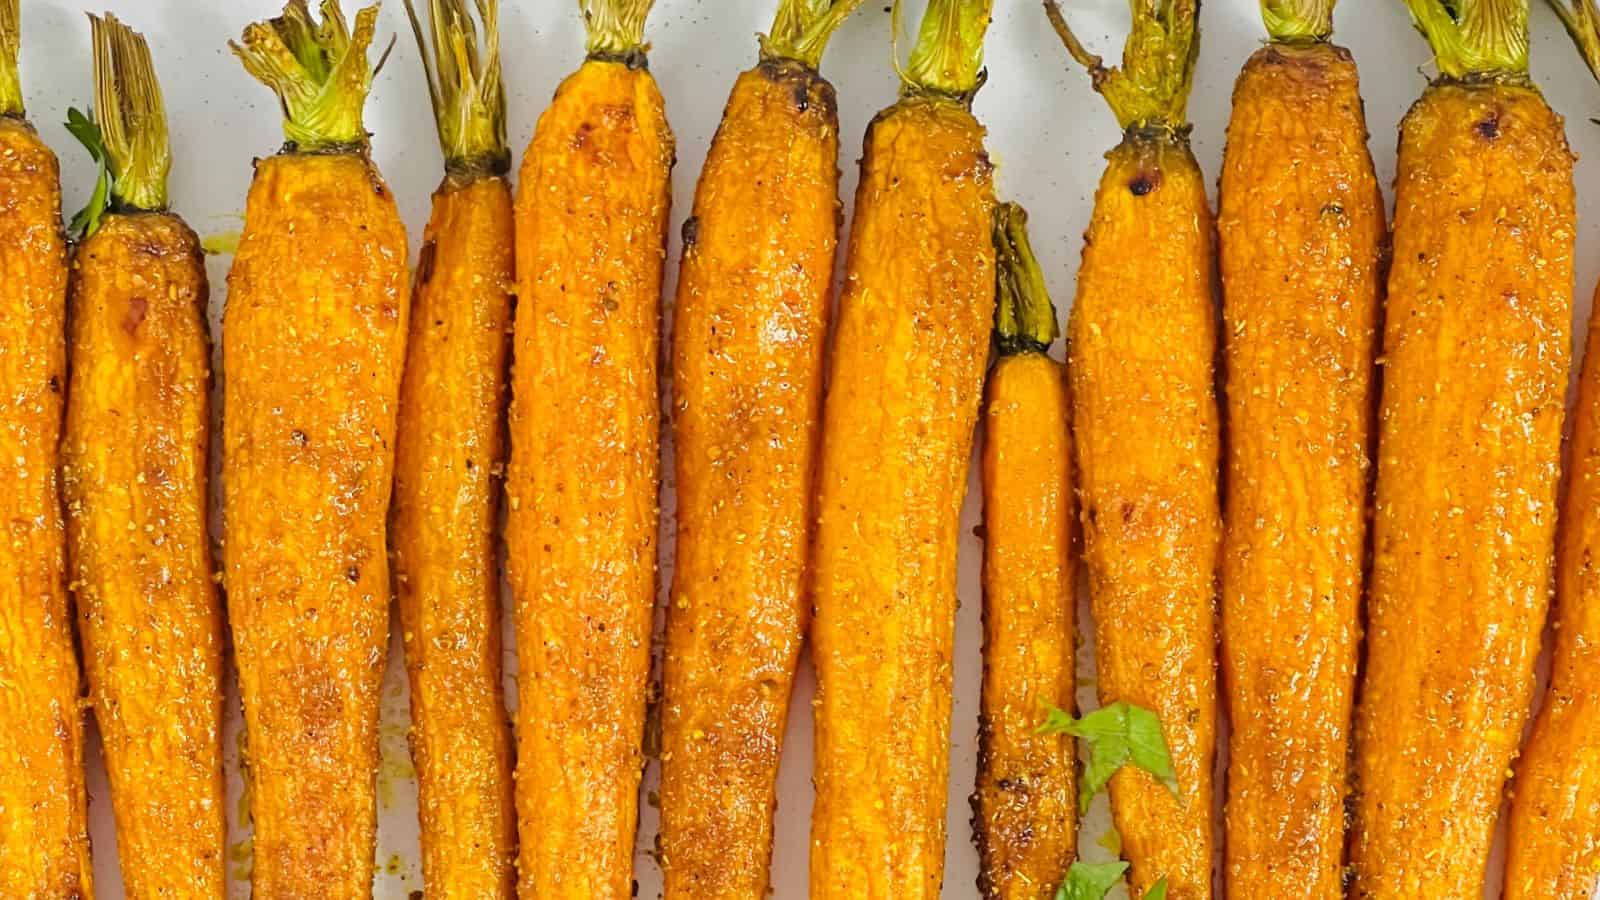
[64,107,112,239]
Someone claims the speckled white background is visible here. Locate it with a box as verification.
[15,0,1600,897]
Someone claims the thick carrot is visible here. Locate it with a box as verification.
[1349,2,1575,896]
[972,204,1074,900]
[1503,4,1600,896]
[1046,2,1219,896]
[808,2,995,896]
[62,16,223,898]
[657,2,858,898]
[1215,2,1384,896]
[391,1,516,896]
[0,0,94,894]
[223,3,410,896]
[504,1,672,895]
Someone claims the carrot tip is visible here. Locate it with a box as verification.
[1044,0,1199,133]
[1261,0,1336,43]
[0,0,20,117]
[89,13,171,212]
[403,0,507,177]
[761,0,866,69]
[900,0,995,98]
[581,0,656,59]
[1403,0,1529,80]
[232,0,381,152]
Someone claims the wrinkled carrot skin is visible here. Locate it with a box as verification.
[223,151,410,899]
[1216,42,1382,900]
[0,115,93,899]
[64,211,223,899]
[506,56,672,900]
[973,352,1075,900]
[1350,82,1574,899]
[1507,280,1600,899]
[392,175,516,899]
[809,94,995,900]
[659,57,837,900]
[1069,132,1220,900]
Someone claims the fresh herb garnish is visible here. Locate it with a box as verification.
[1040,700,1180,813]
[1055,863,1169,900]
[64,106,112,239]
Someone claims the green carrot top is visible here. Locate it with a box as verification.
[1403,0,1529,81]
[993,202,1059,357]
[403,0,507,177]
[900,0,996,99]
[1,0,21,117]
[761,0,867,70]
[232,0,383,152]
[582,0,655,62]
[89,13,171,213]
[1261,0,1336,43]
[1044,0,1201,135]
[1548,0,1600,84]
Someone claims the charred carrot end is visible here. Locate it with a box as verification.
[658,8,851,897]
[973,203,1074,900]
[1353,4,1573,897]
[506,2,672,895]
[0,0,20,115]
[64,16,226,899]
[1218,19,1383,898]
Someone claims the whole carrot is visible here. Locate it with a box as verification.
[972,204,1074,900]
[658,1,859,898]
[1215,1,1384,895]
[808,2,995,896]
[223,3,410,896]
[0,0,94,894]
[392,0,516,896]
[63,15,224,898]
[504,1,672,895]
[1045,2,1220,896]
[1349,1,1574,896]
[1503,3,1600,896]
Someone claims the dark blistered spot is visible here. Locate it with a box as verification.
[1129,172,1157,196]
[291,429,308,447]
[681,216,700,247]
[572,122,594,150]
[416,240,437,287]
[793,82,810,112]
[1476,113,1500,140]
[346,566,361,583]
[1121,501,1135,523]
[1321,202,1346,219]
[48,375,60,393]
[122,297,148,334]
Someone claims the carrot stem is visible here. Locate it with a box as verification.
[1547,0,1600,82]
[762,0,866,69]
[403,0,507,177]
[91,14,170,212]
[0,0,20,117]
[1043,0,1200,133]
[900,0,994,98]
[1402,0,1529,80]
[993,202,1058,356]
[581,0,655,59]
[231,0,381,152]
[1262,0,1336,42]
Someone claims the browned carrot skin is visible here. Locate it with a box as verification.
[658,56,839,900]
[0,114,94,900]
[392,174,517,898]
[65,211,224,899]
[506,53,672,898]
[1217,40,1383,899]
[1350,80,1573,898]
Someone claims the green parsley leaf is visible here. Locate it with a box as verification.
[1054,860,1128,900]
[1144,877,1170,900]
[64,107,113,240]
[1040,701,1180,814]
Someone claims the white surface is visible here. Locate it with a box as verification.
[14,0,1600,897]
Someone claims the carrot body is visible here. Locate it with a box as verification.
[1216,41,1382,898]
[0,114,93,900]
[506,56,672,899]
[1068,133,1220,900]
[973,352,1074,900]
[659,57,837,900]
[809,93,995,900]
[1506,283,1600,898]
[1350,81,1574,898]
[64,211,223,898]
[392,174,516,898]
[223,151,410,898]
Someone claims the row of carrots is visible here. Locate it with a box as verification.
[2,0,1600,897]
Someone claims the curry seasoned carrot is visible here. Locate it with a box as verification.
[808,2,995,896]
[223,3,409,896]
[1215,1,1384,896]
[62,16,223,898]
[972,204,1074,900]
[0,0,94,895]
[504,1,672,895]
[1503,4,1600,896]
[1349,2,1575,896]
[392,1,516,896]
[1045,2,1219,896]
[658,2,859,897]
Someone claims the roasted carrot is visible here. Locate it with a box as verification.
[62,16,223,898]
[1502,3,1600,896]
[223,3,410,896]
[972,204,1074,900]
[504,1,672,895]
[0,0,94,895]
[1045,2,1219,896]
[1215,1,1384,896]
[657,2,859,897]
[391,1,516,896]
[807,2,995,896]
[1348,2,1575,896]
